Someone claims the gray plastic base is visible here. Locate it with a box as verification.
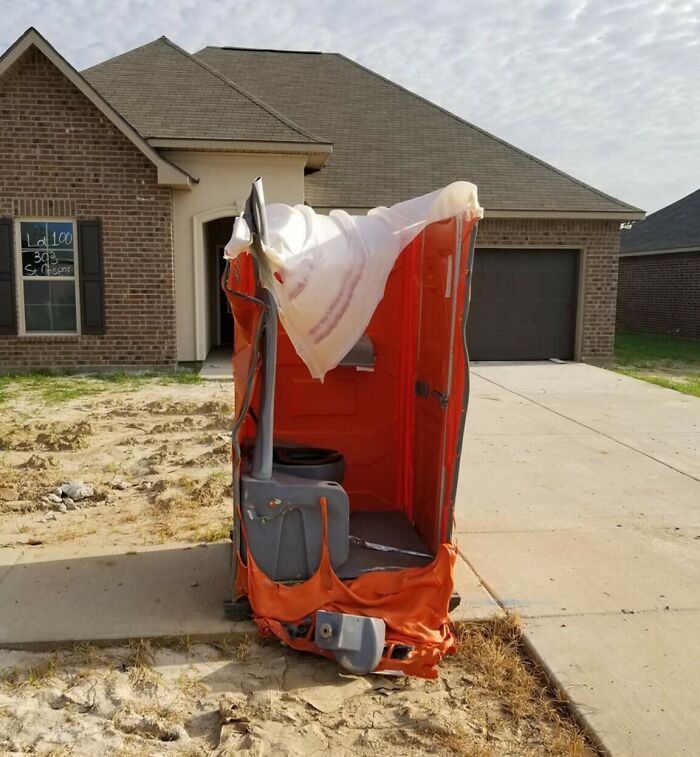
[241,471,349,582]
[337,511,433,578]
[315,610,386,674]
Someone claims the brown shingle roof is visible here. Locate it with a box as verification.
[196,47,641,215]
[83,38,327,145]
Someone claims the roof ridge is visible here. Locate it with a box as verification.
[82,36,167,74]
[201,45,323,56]
[332,52,642,214]
[159,39,330,145]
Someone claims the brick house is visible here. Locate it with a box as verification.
[618,189,700,340]
[0,28,643,371]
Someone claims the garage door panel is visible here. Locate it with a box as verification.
[467,249,578,360]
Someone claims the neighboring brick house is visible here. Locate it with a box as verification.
[618,189,700,340]
[0,28,643,371]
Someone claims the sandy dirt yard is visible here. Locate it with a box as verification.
[0,374,233,550]
[0,621,593,757]
[0,374,594,756]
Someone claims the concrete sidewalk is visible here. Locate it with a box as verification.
[200,346,232,380]
[456,362,700,756]
[0,540,496,648]
[0,542,245,647]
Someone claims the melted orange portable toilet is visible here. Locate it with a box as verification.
[223,179,480,678]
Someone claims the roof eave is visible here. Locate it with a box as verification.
[484,208,646,221]
[149,137,333,169]
[312,205,646,220]
[620,245,700,257]
[0,28,194,190]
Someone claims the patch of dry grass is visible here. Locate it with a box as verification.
[69,642,99,668]
[120,640,161,693]
[175,670,208,699]
[143,470,230,544]
[415,721,496,757]
[451,616,592,756]
[183,470,230,505]
[214,634,255,662]
[112,700,183,741]
[123,639,154,670]
[189,520,230,544]
[0,653,60,692]
[51,525,98,544]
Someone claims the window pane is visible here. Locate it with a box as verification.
[21,220,75,277]
[20,221,47,251]
[46,222,74,251]
[22,248,75,277]
[23,280,50,304]
[51,281,76,306]
[24,280,76,332]
[52,304,77,332]
[25,304,52,332]
[51,248,75,275]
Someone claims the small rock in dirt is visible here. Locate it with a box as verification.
[52,486,63,497]
[111,479,130,490]
[43,512,58,522]
[46,493,62,504]
[0,487,18,501]
[43,688,68,710]
[53,502,68,513]
[59,482,94,501]
[64,499,77,511]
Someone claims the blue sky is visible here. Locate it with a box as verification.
[2,0,699,213]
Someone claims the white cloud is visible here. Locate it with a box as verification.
[2,0,699,212]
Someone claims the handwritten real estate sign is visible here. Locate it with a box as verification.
[20,221,75,277]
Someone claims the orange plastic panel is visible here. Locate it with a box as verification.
[411,217,478,550]
[271,245,421,513]
[236,498,457,679]
[229,217,477,542]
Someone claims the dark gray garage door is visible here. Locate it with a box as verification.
[466,248,579,361]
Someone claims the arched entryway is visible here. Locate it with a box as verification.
[188,205,239,363]
[203,216,236,351]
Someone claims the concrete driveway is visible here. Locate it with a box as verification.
[455,362,700,756]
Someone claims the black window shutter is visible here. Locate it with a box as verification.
[77,220,105,335]
[0,219,17,335]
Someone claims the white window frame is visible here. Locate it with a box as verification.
[15,217,81,336]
